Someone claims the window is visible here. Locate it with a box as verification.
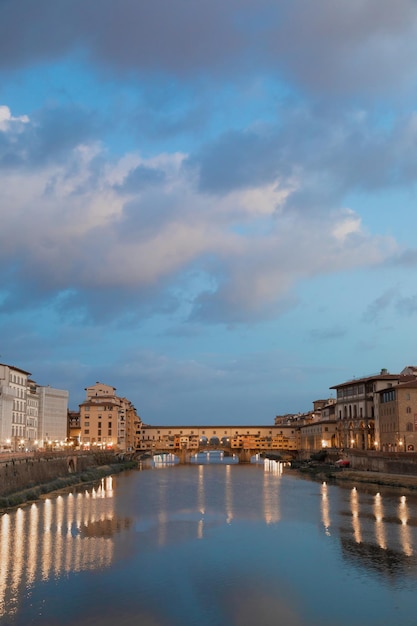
[406,422,413,432]
[84,429,90,434]
[84,421,89,427]
[406,407,412,414]
[108,429,112,436]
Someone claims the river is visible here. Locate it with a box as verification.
[1,460,417,625]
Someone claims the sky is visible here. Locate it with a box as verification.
[1,0,417,425]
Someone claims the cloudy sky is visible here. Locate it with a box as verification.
[1,0,417,424]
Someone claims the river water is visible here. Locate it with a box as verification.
[1,461,417,626]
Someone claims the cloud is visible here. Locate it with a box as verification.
[0,105,29,130]
[309,327,347,341]
[0,103,99,169]
[362,288,398,323]
[397,294,417,316]
[1,0,417,101]
[0,103,400,326]
[115,164,166,193]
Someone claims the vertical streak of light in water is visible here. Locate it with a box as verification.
[65,493,74,573]
[54,495,64,576]
[350,487,361,544]
[27,503,39,586]
[321,482,331,536]
[225,464,233,524]
[0,514,10,617]
[374,493,386,550]
[398,495,413,557]
[11,508,25,603]
[263,461,280,524]
[198,465,205,539]
[42,499,52,580]
[157,472,167,547]
[74,493,83,572]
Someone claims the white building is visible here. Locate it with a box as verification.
[0,364,69,451]
[0,363,31,451]
[26,380,39,449]
[37,386,69,448]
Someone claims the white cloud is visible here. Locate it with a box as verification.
[0,104,29,131]
[331,209,362,242]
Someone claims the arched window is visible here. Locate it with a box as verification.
[406,422,414,432]
[406,407,412,414]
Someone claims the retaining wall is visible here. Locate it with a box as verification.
[0,452,116,497]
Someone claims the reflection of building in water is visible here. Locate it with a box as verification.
[0,477,123,620]
[336,487,417,581]
[262,460,282,524]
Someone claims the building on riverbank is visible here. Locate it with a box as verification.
[330,368,417,451]
[377,379,417,452]
[138,424,297,453]
[0,363,69,451]
[79,382,142,451]
[37,386,69,448]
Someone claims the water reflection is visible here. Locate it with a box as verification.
[3,466,417,625]
[399,495,413,557]
[337,484,417,583]
[191,450,238,464]
[0,476,126,620]
[321,482,331,535]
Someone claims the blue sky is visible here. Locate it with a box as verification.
[1,0,417,424]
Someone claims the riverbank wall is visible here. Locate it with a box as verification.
[345,450,417,476]
[298,448,417,476]
[0,451,130,502]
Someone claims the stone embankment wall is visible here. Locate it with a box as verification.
[0,451,116,497]
[347,450,417,475]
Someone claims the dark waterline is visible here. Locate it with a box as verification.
[1,463,417,625]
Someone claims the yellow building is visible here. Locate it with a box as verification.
[79,382,141,451]
[138,425,297,452]
[378,380,417,452]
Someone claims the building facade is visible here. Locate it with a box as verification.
[329,369,417,450]
[138,425,297,452]
[37,386,69,448]
[378,380,417,452]
[79,382,141,451]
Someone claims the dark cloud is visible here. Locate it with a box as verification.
[0,103,99,168]
[391,249,417,267]
[116,164,166,193]
[362,288,397,323]
[186,129,285,194]
[309,327,347,341]
[397,295,417,316]
[188,107,417,201]
[1,0,417,99]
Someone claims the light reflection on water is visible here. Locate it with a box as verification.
[1,467,417,625]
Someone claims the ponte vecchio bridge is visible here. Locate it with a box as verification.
[138,424,298,462]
